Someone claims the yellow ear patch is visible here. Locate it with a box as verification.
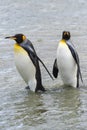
[22,35,26,41]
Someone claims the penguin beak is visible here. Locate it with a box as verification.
[5,36,16,40]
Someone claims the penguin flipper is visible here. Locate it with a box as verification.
[21,44,54,80]
[52,59,59,78]
[67,44,83,84]
[77,68,79,88]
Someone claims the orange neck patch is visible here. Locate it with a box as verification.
[14,43,27,55]
[59,39,66,44]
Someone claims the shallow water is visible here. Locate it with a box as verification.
[0,0,87,130]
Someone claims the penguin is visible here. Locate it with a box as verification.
[5,34,53,92]
[52,31,83,88]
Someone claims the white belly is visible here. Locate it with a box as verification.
[57,43,77,88]
[14,50,36,91]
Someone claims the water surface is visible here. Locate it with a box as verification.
[0,0,87,130]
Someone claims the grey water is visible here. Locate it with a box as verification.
[0,0,87,130]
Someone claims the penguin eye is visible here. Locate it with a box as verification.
[22,35,26,41]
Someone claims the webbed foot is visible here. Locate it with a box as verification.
[25,86,30,90]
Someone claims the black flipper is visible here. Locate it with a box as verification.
[21,42,54,81]
[37,56,54,80]
[21,41,46,92]
[67,43,83,87]
[77,68,79,88]
[52,59,59,78]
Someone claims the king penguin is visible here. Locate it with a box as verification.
[5,34,53,92]
[52,31,83,88]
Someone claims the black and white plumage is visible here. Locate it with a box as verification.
[53,31,83,88]
[5,34,53,92]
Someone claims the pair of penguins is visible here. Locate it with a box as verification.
[5,31,83,92]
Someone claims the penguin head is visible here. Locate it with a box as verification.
[5,34,26,44]
[62,31,71,40]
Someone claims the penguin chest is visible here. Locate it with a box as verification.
[14,44,36,84]
[57,43,77,87]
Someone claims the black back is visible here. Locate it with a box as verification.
[67,43,83,87]
[20,39,45,92]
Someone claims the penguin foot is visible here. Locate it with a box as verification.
[25,86,30,90]
[35,86,46,93]
[41,87,46,92]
